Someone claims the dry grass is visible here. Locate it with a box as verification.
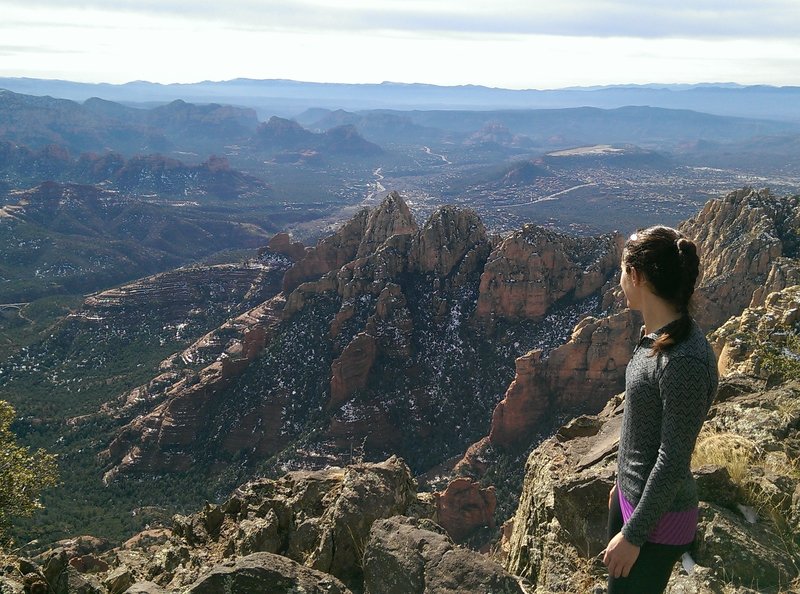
[691,429,759,485]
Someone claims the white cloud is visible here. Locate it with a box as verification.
[3,0,800,38]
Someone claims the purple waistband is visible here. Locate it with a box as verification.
[618,485,698,545]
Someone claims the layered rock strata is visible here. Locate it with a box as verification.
[101,190,629,480]
[102,294,286,481]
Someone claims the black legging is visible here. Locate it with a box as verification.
[607,493,691,594]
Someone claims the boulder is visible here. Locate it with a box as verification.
[105,566,135,594]
[433,477,496,542]
[123,582,170,594]
[363,516,526,594]
[185,552,353,594]
[693,502,795,588]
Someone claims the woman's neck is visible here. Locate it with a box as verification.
[639,296,683,335]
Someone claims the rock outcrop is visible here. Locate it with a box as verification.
[184,553,353,594]
[711,284,800,378]
[102,294,287,481]
[281,207,371,293]
[83,264,276,326]
[264,232,306,262]
[433,478,497,543]
[408,205,490,280]
[1,457,525,594]
[680,187,800,330]
[357,191,417,258]
[97,189,639,481]
[488,310,638,450]
[468,188,799,456]
[475,225,623,325]
[363,516,526,594]
[140,457,417,591]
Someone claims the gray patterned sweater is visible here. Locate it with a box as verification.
[617,318,718,546]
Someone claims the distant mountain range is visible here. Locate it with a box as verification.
[254,116,382,158]
[0,143,271,200]
[301,105,800,151]
[0,90,383,161]
[1,77,799,122]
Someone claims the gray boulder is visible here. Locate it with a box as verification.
[693,502,795,588]
[185,552,353,594]
[363,515,526,594]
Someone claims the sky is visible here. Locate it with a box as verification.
[2,0,800,89]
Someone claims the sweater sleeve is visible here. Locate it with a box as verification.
[621,355,711,546]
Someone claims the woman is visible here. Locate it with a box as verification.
[602,226,718,594]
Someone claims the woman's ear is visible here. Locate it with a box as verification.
[629,266,643,287]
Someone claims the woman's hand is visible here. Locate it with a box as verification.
[603,531,641,578]
[608,484,617,510]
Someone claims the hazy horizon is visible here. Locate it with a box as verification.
[0,76,781,91]
[2,0,800,89]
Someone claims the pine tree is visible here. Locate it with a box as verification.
[0,400,58,548]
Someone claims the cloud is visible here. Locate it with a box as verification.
[3,0,800,39]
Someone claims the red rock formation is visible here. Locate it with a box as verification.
[409,206,489,279]
[282,191,419,295]
[489,310,637,449]
[329,304,355,340]
[475,225,623,324]
[464,189,798,462]
[102,295,287,481]
[329,333,378,408]
[434,477,497,542]
[282,208,370,293]
[453,436,492,477]
[357,191,417,257]
[266,232,306,262]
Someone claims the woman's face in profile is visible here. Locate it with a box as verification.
[620,252,640,310]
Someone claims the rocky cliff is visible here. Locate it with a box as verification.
[100,190,620,494]
[474,225,622,325]
[502,238,800,592]
[462,187,800,465]
[681,187,800,330]
[488,310,638,450]
[711,284,800,379]
[0,457,526,594]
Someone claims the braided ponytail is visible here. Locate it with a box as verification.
[624,227,701,353]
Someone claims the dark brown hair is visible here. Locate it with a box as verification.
[623,226,700,353]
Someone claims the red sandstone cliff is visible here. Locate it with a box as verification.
[461,187,800,466]
[475,225,623,325]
